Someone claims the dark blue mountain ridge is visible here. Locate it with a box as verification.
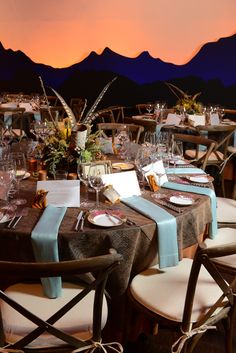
[0,32,236,90]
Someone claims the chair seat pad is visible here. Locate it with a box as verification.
[227,146,236,154]
[216,197,236,223]
[130,258,223,323]
[1,282,108,348]
[203,227,236,269]
[185,149,224,161]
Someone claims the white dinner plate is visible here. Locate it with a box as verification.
[112,162,134,171]
[88,210,126,227]
[188,175,214,184]
[169,159,189,165]
[169,195,194,206]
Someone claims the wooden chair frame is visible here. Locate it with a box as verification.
[0,251,122,352]
[174,133,216,170]
[97,123,144,144]
[0,107,26,138]
[127,243,236,353]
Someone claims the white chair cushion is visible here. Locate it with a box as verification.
[203,227,236,269]
[216,197,236,223]
[185,149,224,161]
[130,258,223,323]
[1,282,108,348]
[227,146,236,154]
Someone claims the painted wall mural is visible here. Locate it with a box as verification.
[0,0,236,108]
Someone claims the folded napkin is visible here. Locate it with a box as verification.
[31,205,67,298]
[162,182,217,238]
[166,167,206,174]
[121,195,179,268]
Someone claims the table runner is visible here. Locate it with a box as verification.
[163,181,217,238]
[31,204,67,298]
[121,195,179,268]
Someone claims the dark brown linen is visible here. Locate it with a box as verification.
[0,177,212,296]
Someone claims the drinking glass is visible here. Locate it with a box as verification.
[171,140,184,168]
[134,148,152,193]
[88,163,105,208]
[9,152,27,205]
[77,163,93,207]
[146,103,153,114]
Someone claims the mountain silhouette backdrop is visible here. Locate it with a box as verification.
[1,33,236,108]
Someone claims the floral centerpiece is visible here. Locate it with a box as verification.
[166,82,203,114]
[39,76,116,178]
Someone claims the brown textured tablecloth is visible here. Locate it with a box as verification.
[0,176,212,296]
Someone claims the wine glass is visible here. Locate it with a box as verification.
[88,163,105,208]
[170,140,184,168]
[146,103,153,114]
[9,152,27,205]
[134,148,152,193]
[77,163,93,207]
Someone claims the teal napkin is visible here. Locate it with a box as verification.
[121,196,179,268]
[31,205,67,298]
[166,167,205,174]
[163,182,217,238]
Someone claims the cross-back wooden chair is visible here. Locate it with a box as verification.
[0,250,122,352]
[97,123,144,144]
[0,107,26,139]
[135,103,155,115]
[184,125,236,195]
[70,98,87,122]
[173,133,216,171]
[126,243,236,353]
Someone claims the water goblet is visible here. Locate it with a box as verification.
[9,152,27,205]
[77,163,93,207]
[88,163,105,208]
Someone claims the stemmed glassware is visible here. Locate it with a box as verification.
[88,163,105,208]
[146,103,153,114]
[134,148,152,193]
[77,163,93,207]
[170,140,184,168]
[9,152,27,205]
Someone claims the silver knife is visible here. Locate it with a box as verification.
[74,210,83,231]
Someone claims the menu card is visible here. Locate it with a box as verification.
[37,180,80,207]
[101,171,141,198]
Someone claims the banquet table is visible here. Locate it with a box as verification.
[0,173,213,297]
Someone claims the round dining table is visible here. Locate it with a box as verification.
[0,172,212,297]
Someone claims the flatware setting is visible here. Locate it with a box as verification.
[74,210,84,231]
[7,207,29,229]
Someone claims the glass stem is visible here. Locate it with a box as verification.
[95,190,99,207]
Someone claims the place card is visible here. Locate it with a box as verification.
[101,171,141,198]
[165,113,182,126]
[37,180,80,207]
[188,114,205,127]
[210,113,220,125]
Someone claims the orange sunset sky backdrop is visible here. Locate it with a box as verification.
[0,0,235,68]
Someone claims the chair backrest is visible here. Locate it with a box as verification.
[40,106,65,122]
[136,103,155,115]
[0,250,122,350]
[70,98,87,122]
[196,125,236,162]
[174,133,216,170]
[0,107,26,138]
[181,243,236,337]
[97,123,144,143]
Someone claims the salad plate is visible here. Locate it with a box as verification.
[112,162,134,171]
[187,175,214,184]
[169,195,194,206]
[88,209,126,227]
